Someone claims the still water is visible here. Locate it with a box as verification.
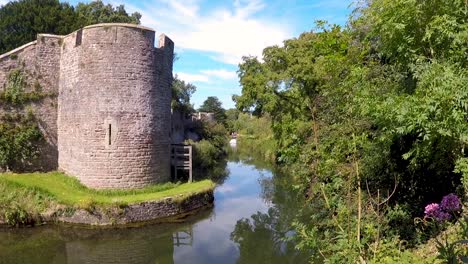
[0,151,310,264]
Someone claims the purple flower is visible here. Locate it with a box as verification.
[425,203,440,218]
[435,211,451,221]
[440,193,461,212]
[424,203,452,221]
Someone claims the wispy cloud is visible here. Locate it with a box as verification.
[200,69,237,80]
[176,72,210,83]
[119,0,289,65]
[176,69,237,84]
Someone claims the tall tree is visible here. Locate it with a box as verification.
[199,96,227,124]
[0,0,75,53]
[0,0,141,54]
[74,0,141,27]
[172,75,196,116]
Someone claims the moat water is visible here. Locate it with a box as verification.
[0,150,310,264]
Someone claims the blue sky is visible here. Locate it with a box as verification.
[2,0,354,109]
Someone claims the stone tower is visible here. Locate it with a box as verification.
[0,23,173,189]
[57,24,174,189]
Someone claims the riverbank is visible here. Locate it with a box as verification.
[0,172,215,227]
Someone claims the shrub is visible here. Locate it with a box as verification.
[188,139,222,170]
[0,111,43,171]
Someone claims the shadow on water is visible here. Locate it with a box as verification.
[0,207,213,264]
[0,144,311,264]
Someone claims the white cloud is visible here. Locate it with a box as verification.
[176,72,210,83]
[122,0,289,65]
[200,69,237,80]
[177,69,237,84]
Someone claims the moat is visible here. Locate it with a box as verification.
[0,151,310,264]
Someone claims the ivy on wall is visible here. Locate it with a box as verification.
[0,69,54,105]
[0,111,43,171]
[0,68,49,171]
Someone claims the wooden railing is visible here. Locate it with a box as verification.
[171,144,193,182]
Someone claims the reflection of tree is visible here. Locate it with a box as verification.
[228,144,275,171]
[194,158,230,184]
[229,145,311,263]
[231,208,309,264]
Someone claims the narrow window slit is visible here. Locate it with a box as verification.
[108,124,112,145]
[75,29,82,46]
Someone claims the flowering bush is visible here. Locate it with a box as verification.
[424,194,461,222]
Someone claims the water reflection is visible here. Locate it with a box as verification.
[0,150,310,264]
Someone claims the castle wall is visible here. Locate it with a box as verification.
[58,24,174,189]
[0,34,61,171]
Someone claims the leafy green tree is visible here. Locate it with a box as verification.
[74,0,141,27]
[0,0,76,53]
[225,108,239,132]
[0,0,141,54]
[234,0,468,260]
[172,75,196,116]
[356,0,468,67]
[235,23,353,163]
[198,96,227,124]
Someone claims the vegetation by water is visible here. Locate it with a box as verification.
[172,76,230,174]
[233,0,467,262]
[0,172,214,226]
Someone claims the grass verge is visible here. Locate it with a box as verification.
[0,172,215,225]
[0,172,215,206]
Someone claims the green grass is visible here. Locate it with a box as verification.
[0,172,215,207]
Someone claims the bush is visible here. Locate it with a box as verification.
[0,179,53,226]
[187,120,229,171]
[189,139,222,170]
[0,111,43,171]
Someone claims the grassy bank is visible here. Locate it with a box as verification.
[0,172,215,225]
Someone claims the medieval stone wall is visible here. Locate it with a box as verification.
[58,24,173,189]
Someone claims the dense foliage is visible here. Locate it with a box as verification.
[0,0,140,54]
[0,112,43,171]
[189,120,229,172]
[0,69,47,172]
[235,0,467,262]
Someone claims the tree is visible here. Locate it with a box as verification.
[234,1,468,259]
[0,0,76,54]
[198,96,227,124]
[74,0,141,27]
[171,75,196,116]
[225,108,240,132]
[0,0,141,54]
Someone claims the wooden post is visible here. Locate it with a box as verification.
[188,145,192,183]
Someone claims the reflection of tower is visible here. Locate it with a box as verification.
[64,228,174,264]
[173,226,194,247]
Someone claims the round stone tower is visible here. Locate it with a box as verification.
[58,23,174,189]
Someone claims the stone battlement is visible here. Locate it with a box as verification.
[0,23,174,189]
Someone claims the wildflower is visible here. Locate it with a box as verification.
[424,203,440,219]
[440,193,461,212]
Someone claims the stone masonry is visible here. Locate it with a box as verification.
[0,23,174,189]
